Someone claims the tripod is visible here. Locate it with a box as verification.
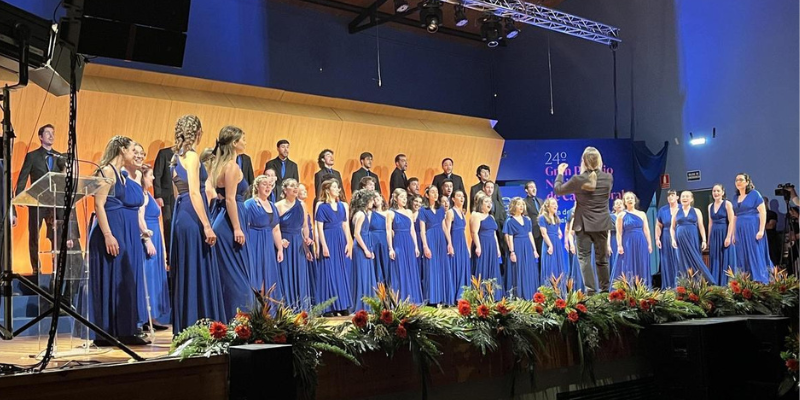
[0,31,143,363]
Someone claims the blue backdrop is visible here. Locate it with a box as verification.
[497,139,635,223]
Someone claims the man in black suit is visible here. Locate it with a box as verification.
[313,149,345,202]
[389,153,408,194]
[264,139,298,197]
[351,152,381,196]
[13,124,65,275]
[153,146,175,260]
[237,153,254,186]
[554,147,613,295]
[523,180,545,254]
[431,158,465,197]
[469,164,501,212]
[406,177,420,197]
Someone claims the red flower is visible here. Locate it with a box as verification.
[352,310,369,328]
[396,324,408,339]
[234,324,252,340]
[274,334,287,344]
[567,311,579,323]
[458,301,472,316]
[639,300,650,311]
[677,295,684,301]
[688,293,699,303]
[380,310,394,325]
[647,298,657,305]
[628,297,636,307]
[209,321,228,340]
[742,289,753,299]
[496,303,510,315]
[676,286,687,295]
[555,299,567,310]
[477,304,490,318]
[729,280,740,288]
[786,359,799,372]
[732,285,742,294]
[535,305,544,314]
[533,293,546,304]
[779,285,787,293]
[608,289,626,301]
[576,304,588,314]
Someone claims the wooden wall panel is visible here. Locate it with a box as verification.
[2,65,503,273]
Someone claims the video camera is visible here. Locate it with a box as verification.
[776,183,795,201]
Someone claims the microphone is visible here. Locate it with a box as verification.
[47,151,101,169]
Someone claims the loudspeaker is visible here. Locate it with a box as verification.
[229,344,295,400]
[82,0,191,33]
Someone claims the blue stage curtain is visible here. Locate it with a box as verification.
[632,141,669,208]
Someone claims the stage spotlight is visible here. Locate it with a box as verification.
[481,17,503,48]
[420,1,443,33]
[394,0,409,13]
[689,137,707,146]
[504,18,519,39]
[454,5,468,27]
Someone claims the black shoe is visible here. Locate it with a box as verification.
[142,321,169,332]
[120,334,151,345]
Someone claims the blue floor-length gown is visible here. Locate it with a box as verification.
[388,211,423,303]
[244,197,282,300]
[538,215,567,293]
[473,215,502,300]
[169,157,225,334]
[674,208,716,284]
[419,206,452,305]
[503,216,539,299]
[213,176,253,321]
[315,202,352,313]
[351,212,377,311]
[369,211,390,285]
[89,166,144,338]
[658,205,679,289]
[142,193,170,321]
[279,200,312,310]
[733,190,771,283]
[566,208,588,291]
[709,201,736,285]
[611,212,651,287]
[450,209,471,303]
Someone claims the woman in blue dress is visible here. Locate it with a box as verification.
[671,191,715,283]
[275,179,313,310]
[128,144,152,330]
[411,194,424,278]
[369,196,390,286]
[297,183,316,305]
[708,184,736,285]
[209,126,252,322]
[608,199,624,272]
[315,179,353,315]
[503,197,539,299]
[169,115,224,335]
[656,190,679,288]
[387,189,422,303]
[245,175,284,300]
[445,190,470,303]
[419,185,452,305]
[89,136,148,345]
[611,192,653,287]
[538,198,567,293]
[732,173,771,283]
[139,164,170,328]
[471,194,502,300]
[350,189,378,311]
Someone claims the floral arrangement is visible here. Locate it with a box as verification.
[171,269,799,399]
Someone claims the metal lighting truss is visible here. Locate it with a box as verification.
[440,0,620,45]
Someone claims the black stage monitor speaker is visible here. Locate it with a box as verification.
[229,344,296,400]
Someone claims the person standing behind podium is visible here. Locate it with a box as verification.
[13,124,65,275]
[264,139,298,197]
[431,158,465,195]
[351,152,381,196]
[153,145,175,261]
[314,149,345,203]
[553,147,613,295]
[523,181,545,256]
[389,154,408,194]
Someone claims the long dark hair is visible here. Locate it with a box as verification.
[736,173,754,194]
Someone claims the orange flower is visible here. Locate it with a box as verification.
[273,334,287,344]
[535,305,544,314]
[555,299,566,310]
[380,310,394,325]
[567,311,579,323]
[477,304,490,318]
[576,304,588,314]
[496,302,510,315]
[352,310,369,328]
[533,293,546,304]
[234,325,252,340]
[676,286,687,295]
[458,301,471,316]
[209,321,228,339]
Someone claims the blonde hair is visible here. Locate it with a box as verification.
[579,147,603,191]
[508,197,526,216]
[282,178,298,199]
[542,197,560,225]
[476,195,492,213]
[96,135,133,175]
[390,188,407,209]
[252,175,271,197]
[318,179,339,203]
[173,115,202,158]
[209,126,245,184]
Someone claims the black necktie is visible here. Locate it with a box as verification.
[366,169,370,178]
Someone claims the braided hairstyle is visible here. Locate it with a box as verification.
[172,115,203,164]
[96,135,133,175]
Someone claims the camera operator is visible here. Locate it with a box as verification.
[764,196,780,266]
[786,206,799,273]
